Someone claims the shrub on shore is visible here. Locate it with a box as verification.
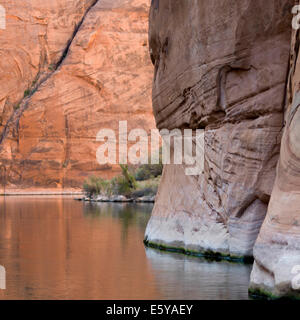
[134,163,163,181]
[132,178,160,198]
[134,148,163,181]
[83,176,111,198]
[83,165,137,198]
[83,163,162,199]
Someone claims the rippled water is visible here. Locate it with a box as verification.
[0,196,251,299]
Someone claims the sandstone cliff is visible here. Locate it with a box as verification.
[0,0,154,192]
[250,4,300,299]
[145,0,293,261]
[145,0,300,299]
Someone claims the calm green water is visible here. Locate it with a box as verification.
[0,196,251,299]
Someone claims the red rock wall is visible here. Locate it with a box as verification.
[0,0,95,137]
[0,0,155,193]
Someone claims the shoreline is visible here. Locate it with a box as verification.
[0,190,83,196]
[78,194,156,203]
[143,239,254,264]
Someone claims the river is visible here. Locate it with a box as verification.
[0,196,251,299]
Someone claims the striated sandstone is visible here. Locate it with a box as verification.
[250,12,300,299]
[0,0,95,138]
[145,0,293,259]
[0,0,155,192]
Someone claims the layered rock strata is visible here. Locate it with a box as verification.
[0,0,154,192]
[145,0,293,260]
[250,9,300,299]
[0,0,95,139]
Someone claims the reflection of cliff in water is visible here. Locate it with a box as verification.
[0,197,158,300]
[83,202,153,242]
[145,248,252,300]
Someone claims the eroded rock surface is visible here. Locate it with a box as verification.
[0,0,155,192]
[0,0,95,138]
[145,0,293,259]
[250,16,300,299]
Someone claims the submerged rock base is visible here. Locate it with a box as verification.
[145,0,292,262]
[145,0,300,298]
[249,5,300,299]
[143,238,253,264]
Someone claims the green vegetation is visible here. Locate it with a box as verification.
[24,89,31,98]
[132,177,160,198]
[22,75,40,100]
[32,79,37,87]
[83,165,138,199]
[134,148,163,181]
[134,162,163,181]
[83,161,162,199]
[143,238,253,264]
[120,164,137,190]
[23,87,37,98]
[48,64,55,71]
[83,176,112,198]
[248,287,280,301]
[111,175,133,197]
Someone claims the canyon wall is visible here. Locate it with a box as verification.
[0,0,155,193]
[146,0,300,299]
[250,6,300,299]
[145,0,293,262]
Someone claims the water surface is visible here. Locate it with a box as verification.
[0,196,251,299]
